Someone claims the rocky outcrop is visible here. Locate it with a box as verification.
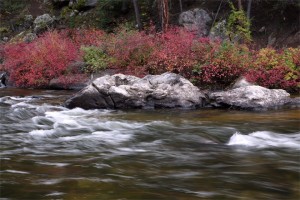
[179,8,212,37]
[208,85,296,110]
[33,14,55,33]
[64,72,206,109]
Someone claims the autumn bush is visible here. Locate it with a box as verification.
[147,27,196,76]
[106,28,155,77]
[1,29,106,88]
[1,26,299,92]
[2,31,79,88]
[192,41,252,88]
[60,28,106,47]
[244,48,300,92]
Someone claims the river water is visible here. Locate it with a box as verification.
[0,88,299,200]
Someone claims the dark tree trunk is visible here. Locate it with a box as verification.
[121,0,128,13]
[132,0,143,31]
[247,0,252,20]
[179,0,183,13]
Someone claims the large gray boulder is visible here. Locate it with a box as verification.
[209,85,297,110]
[64,73,206,109]
[179,8,212,37]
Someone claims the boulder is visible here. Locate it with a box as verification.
[33,14,55,33]
[0,72,7,88]
[230,77,253,89]
[209,85,295,110]
[64,72,206,109]
[209,20,229,41]
[84,0,98,7]
[23,33,37,43]
[179,8,212,37]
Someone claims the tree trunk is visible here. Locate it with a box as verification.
[158,0,169,32]
[238,0,243,10]
[132,0,143,31]
[247,0,252,20]
[121,0,127,13]
[179,0,183,13]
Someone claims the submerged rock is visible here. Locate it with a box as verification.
[64,72,206,109]
[208,85,297,110]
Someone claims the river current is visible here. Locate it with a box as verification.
[0,88,299,200]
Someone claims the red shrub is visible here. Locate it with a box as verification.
[147,27,197,76]
[192,41,252,87]
[245,66,299,92]
[244,48,300,93]
[60,28,106,47]
[107,29,155,69]
[3,31,79,88]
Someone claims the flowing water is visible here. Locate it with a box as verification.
[0,88,299,200]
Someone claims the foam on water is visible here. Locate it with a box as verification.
[228,131,300,149]
[4,170,30,174]
[26,106,150,146]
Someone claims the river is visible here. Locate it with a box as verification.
[0,88,299,200]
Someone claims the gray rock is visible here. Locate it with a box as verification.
[33,14,55,33]
[231,77,253,89]
[64,72,206,109]
[209,20,228,41]
[209,85,292,110]
[69,0,97,10]
[23,33,37,43]
[179,8,212,37]
[84,0,98,7]
[0,72,7,88]
[24,15,33,21]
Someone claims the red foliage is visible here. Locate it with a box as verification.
[191,41,251,87]
[1,26,299,92]
[108,29,155,69]
[245,67,299,92]
[147,27,197,76]
[3,31,78,88]
[60,28,106,47]
[244,48,300,92]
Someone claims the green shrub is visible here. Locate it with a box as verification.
[81,46,113,73]
[72,0,86,11]
[1,0,26,14]
[226,2,251,43]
